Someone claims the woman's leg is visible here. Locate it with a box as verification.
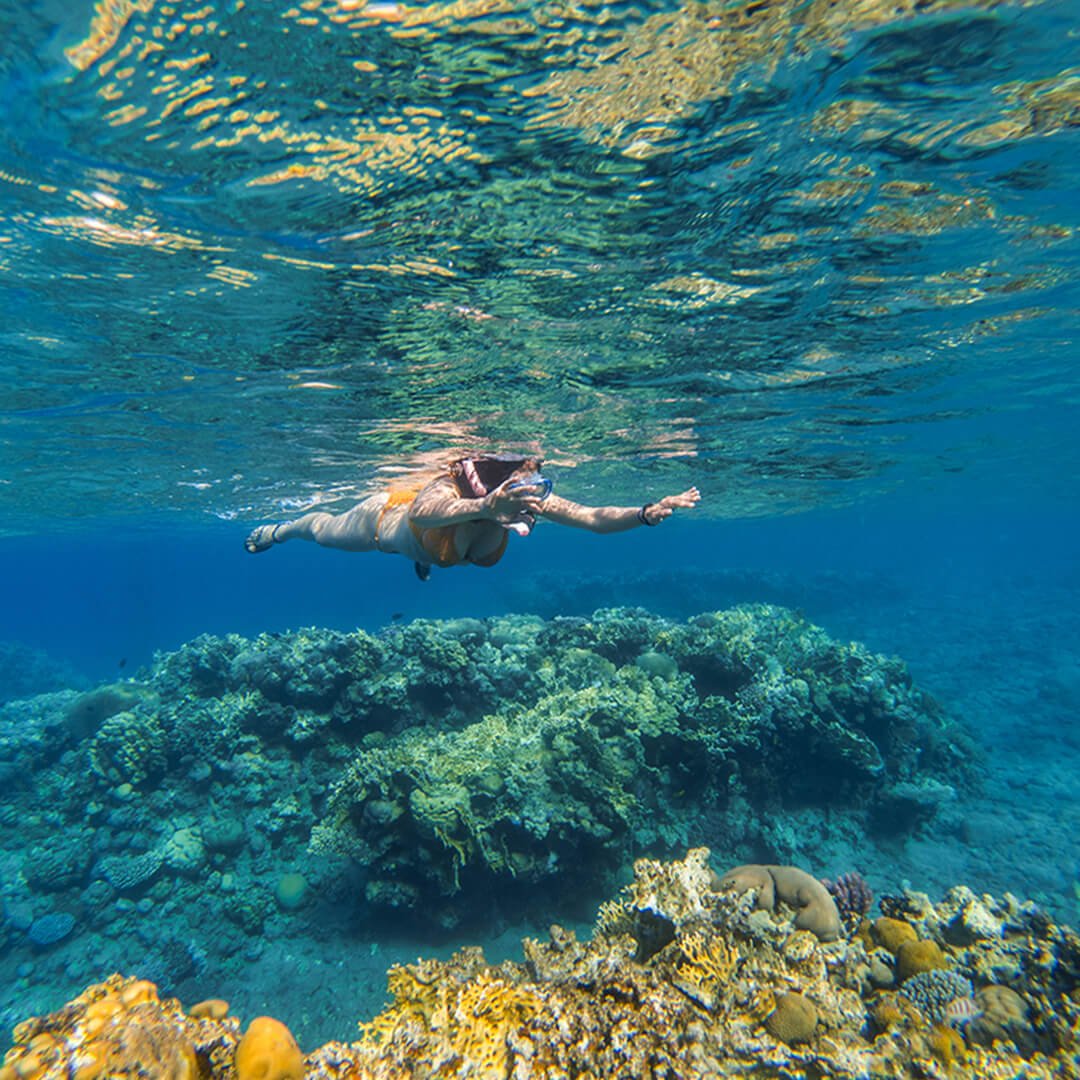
[245,495,388,553]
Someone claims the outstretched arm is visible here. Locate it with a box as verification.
[538,487,700,534]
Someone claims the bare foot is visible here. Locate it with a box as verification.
[244,524,281,553]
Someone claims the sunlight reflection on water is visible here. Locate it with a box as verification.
[0,0,1076,527]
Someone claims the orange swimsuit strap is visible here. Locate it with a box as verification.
[375,487,422,551]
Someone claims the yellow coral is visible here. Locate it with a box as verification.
[928,1023,967,1066]
[453,971,544,1074]
[358,960,464,1047]
[872,916,918,954]
[869,994,905,1032]
[234,1016,303,1080]
[896,939,946,982]
[360,964,543,1074]
[593,898,632,938]
[3,977,199,1080]
[673,931,738,1008]
[188,999,230,1021]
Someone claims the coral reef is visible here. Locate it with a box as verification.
[2,850,1077,1079]
[302,605,971,916]
[308,665,696,920]
[0,606,976,1017]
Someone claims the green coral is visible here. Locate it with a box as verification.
[303,605,973,917]
[311,665,709,916]
[311,667,700,909]
[23,604,970,927]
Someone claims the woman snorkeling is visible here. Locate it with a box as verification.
[244,453,700,579]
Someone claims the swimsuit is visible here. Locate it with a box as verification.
[377,486,509,568]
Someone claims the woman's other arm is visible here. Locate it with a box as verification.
[538,487,700,533]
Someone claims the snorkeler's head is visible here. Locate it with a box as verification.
[451,453,543,497]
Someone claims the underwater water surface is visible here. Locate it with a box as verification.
[1,0,1079,1063]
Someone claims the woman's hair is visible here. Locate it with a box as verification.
[450,454,542,497]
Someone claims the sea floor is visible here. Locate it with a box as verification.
[2,566,1078,1050]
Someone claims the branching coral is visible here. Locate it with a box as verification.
[360,963,545,1076]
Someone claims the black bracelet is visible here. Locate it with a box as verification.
[638,503,657,526]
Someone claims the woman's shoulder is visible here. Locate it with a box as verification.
[419,473,459,496]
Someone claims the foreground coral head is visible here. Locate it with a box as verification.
[3,849,1077,1079]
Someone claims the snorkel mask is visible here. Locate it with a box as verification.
[454,454,550,499]
[507,472,553,501]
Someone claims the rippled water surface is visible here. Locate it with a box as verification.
[1,0,1077,528]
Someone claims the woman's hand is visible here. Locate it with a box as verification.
[642,486,701,525]
[482,479,544,524]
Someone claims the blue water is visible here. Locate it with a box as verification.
[1,0,1079,1052]
[2,499,1077,681]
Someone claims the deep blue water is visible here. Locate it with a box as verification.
[3,493,1076,682]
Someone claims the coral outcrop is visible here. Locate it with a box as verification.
[2,850,1077,1079]
[0,606,974,1008]
[301,605,971,916]
[717,863,845,941]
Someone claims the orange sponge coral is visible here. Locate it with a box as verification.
[234,1016,303,1080]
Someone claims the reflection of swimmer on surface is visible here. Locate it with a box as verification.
[244,453,701,580]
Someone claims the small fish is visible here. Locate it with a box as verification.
[390,612,404,622]
[944,996,981,1028]
[118,658,127,668]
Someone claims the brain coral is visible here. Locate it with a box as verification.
[765,992,818,1045]
[26,912,75,948]
[717,864,844,942]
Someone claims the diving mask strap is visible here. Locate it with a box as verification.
[460,458,486,497]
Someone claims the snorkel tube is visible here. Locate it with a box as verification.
[451,454,551,536]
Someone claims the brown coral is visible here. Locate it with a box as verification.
[765,992,818,1045]
[927,1023,967,1066]
[872,916,918,955]
[895,938,946,982]
[717,863,844,941]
